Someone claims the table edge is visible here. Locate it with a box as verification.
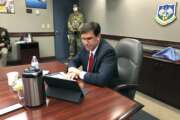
[117,100,144,120]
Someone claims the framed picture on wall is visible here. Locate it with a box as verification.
[25,0,47,9]
[0,0,15,14]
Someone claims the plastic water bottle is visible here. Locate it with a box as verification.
[27,33,32,42]
[31,56,39,69]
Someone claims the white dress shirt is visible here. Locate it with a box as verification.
[68,45,99,80]
[79,45,98,79]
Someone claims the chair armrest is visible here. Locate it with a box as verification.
[113,84,138,92]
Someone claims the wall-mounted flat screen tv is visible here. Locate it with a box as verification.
[25,0,47,9]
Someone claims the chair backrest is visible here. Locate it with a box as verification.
[115,38,143,85]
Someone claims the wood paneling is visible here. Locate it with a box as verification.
[18,42,40,64]
[138,56,180,109]
[9,32,55,37]
[9,33,180,49]
[101,34,180,49]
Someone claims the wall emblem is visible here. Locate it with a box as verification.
[155,2,177,25]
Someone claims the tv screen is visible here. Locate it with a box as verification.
[25,0,47,9]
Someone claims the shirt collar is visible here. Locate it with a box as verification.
[90,44,99,56]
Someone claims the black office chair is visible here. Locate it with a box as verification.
[113,38,143,100]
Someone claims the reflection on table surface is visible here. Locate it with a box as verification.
[0,61,142,120]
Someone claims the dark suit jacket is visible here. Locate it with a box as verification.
[68,39,118,87]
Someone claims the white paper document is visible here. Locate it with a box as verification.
[0,103,23,115]
[47,72,75,81]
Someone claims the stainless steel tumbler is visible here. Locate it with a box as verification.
[22,68,45,107]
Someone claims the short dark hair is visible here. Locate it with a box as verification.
[80,22,101,36]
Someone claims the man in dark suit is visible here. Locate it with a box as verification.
[67,22,118,87]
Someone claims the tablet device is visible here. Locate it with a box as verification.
[43,72,84,103]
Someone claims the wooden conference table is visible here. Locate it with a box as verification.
[0,61,142,120]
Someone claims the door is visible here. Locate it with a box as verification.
[53,0,78,61]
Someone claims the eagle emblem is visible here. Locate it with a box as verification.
[155,2,176,25]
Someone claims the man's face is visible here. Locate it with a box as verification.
[73,6,78,12]
[81,31,100,51]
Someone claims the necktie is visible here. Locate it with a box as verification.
[88,52,94,72]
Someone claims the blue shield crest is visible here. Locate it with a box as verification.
[155,2,176,25]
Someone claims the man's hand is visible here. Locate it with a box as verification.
[66,72,78,80]
[66,67,81,80]
[68,67,81,75]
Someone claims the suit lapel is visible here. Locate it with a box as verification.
[84,49,89,71]
[92,39,103,72]
[93,57,97,72]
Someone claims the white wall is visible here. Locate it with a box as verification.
[0,0,54,60]
[79,0,180,42]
